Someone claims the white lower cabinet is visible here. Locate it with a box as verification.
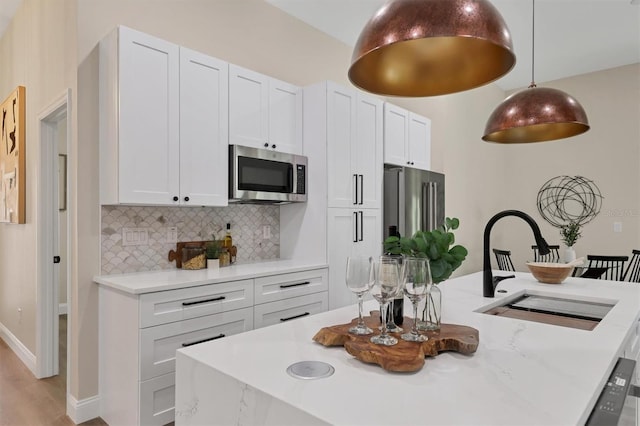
[99,266,327,426]
[254,292,328,329]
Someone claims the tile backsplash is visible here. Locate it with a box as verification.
[101,205,279,274]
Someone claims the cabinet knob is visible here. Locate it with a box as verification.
[173,196,179,202]
[411,162,414,165]
[264,143,269,148]
[272,144,276,149]
[407,161,410,165]
[184,196,190,202]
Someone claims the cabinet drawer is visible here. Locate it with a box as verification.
[254,268,328,304]
[139,372,175,426]
[140,279,253,328]
[254,291,327,329]
[140,307,253,380]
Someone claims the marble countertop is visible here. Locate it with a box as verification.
[175,271,640,425]
[93,259,328,294]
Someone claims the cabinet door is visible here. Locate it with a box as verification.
[355,93,383,209]
[118,27,180,204]
[229,64,269,149]
[355,209,382,261]
[408,112,432,171]
[327,83,357,209]
[268,78,302,154]
[383,103,409,168]
[327,208,357,310]
[180,48,229,206]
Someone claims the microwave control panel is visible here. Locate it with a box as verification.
[296,165,306,194]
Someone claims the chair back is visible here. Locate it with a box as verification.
[531,245,560,263]
[586,255,629,281]
[623,250,640,283]
[493,248,515,272]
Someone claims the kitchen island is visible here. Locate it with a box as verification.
[174,271,640,425]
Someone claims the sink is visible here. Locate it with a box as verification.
[477,290,616,330]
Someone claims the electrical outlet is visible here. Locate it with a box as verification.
[167,226,178,243]
[263,225,271,239]
[613,222,622,233]
[17,307,22,324]
[122,227,149,246]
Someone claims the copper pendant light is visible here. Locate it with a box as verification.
[482,0,589,143]
[348,0,516,97]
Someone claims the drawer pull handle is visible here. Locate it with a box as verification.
[280,312,310,322]
[279,281,311,289]
[182,296,226,306]
[181,333,225,347]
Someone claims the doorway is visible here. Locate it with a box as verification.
[36,89,70,403]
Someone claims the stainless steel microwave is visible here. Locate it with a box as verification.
[229,145,307,204]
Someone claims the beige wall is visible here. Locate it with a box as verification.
[1,0,637,408]
[498,64,640,271]
[0,0,77,359]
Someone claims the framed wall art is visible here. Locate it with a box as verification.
[0,86,26,224]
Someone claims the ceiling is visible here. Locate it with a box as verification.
[267,0,640,91]
[0,0,638,91]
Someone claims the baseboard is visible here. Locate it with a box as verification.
[67,394,100,424]
[0,321,37,376]
[58,303,68,315]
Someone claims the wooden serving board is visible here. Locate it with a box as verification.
[313,311,479,372]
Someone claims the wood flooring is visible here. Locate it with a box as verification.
[0,316,107,426]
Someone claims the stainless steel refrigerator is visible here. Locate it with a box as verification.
[383,165,445,239]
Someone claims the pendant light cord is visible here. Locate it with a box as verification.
[529,0,537,88]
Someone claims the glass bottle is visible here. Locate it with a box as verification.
[418,283,441,331]
[224,223,233,249]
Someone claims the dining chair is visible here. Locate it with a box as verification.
[623,249,640,283]
[586,255,629,281]
[531,245,560,263]
[493,248,515,272]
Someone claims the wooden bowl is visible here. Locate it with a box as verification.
[526,262,574,284]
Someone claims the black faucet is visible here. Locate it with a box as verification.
[483,210,550,297]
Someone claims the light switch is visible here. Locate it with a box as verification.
[122,227,149,246]
[167,226,178,243]
[263,225,271,239]
[613,222,622,233]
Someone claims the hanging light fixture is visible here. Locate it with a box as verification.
[348,0,516,97]
[482,0,589,143]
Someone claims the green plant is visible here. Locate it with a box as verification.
[205,240,222,259]
[383,217,468,284]
[560,222,581,247]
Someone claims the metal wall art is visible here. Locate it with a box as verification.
[0,86,26,224]
[536,175,603,228]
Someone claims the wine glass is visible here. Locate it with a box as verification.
[345,256,374,335]
[370,257,402,346]
[400,257,431,342]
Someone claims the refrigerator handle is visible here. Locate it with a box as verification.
[353,211,358,242]
[422,183,428,231]
[427,182,438,231]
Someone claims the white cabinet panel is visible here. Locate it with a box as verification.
[254,269,328,305]
[100,26,229,206]
[254,292,328,329]
[229,64,269,149]
[103,26,180,205]
[383,102,432,171]
[139,373,175,426]
[139,279,253,328]
[139,307,253,380]
[327,208,382,310]
[229,64,302,154]
[327,83,357,208]
[179,48,229,206]
[355,94,383,209]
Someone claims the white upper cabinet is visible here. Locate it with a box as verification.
[229,64,302,154]
[326,82,383,209]
[179,47,229,206]
[383,103,431,171]
[100,26,229,206]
